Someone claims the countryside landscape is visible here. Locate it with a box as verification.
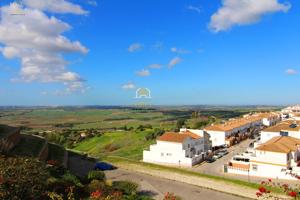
[1,0,300,199]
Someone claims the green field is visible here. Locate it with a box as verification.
[0,106,281,160]
[73,130,156,160]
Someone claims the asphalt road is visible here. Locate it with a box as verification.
[193,138,255,175]
[105,169,248,200]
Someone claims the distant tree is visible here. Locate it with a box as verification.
[191,111,199,119]
[176,119,186,129]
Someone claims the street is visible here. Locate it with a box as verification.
[106,168,248,200]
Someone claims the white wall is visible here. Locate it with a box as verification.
[204,130,226,147]
[143,139,204,167]
[260,131,280,143]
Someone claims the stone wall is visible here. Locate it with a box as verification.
[0,128,21,153]
[38,140,49,162]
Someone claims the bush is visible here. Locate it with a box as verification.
[62,172,83,187]
[112,181,138,195]
[104,143,120,152]
[0,155,49,199]
[88,170,106,181]
[87,180,107,193]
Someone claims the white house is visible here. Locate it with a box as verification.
[202,113,280,147]
[227,136,300,180]
[259,120,300,144]
[143,131,212,167]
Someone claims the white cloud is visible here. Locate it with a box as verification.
[171,47,190,54]
[285,69,298,75]
[186,5,201,13]
[128,43,143,52]
[148,64,162,69]
[87,0,98,6]
[23,0,88,15]
[0,3,88,93]
[136,69,151,77]
[122,82,136,90]
[168,57,182,68]
[209,0,291,32]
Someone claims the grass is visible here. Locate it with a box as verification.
[73,130,155,160]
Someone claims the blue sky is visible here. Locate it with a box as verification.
[0,0,300,106]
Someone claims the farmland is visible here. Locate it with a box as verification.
[0,106,281,160]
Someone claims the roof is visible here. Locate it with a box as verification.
[204,113,279,132]
[181,130,201,139]
[263,120,300,133]
[256,136,300,153]
[157,132,194,143]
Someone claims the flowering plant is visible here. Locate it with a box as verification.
[256,179,299,200]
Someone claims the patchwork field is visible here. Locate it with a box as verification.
[0,106,281,160]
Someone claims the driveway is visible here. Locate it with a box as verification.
[105,169,248,200]
[193,138,255,175]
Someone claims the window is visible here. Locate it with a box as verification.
[166,153,172,156]
[188,144,190,148]
[280,131,288,136]
[161,153,164,157]
[252,164,258,171]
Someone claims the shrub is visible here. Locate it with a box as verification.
[0,155,49,199]
[112,181,138,195]
[88,170,106,181]
[87,180,107,193]
[104,143,120,152]
[62,172,83,187]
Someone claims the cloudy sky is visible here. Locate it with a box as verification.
[0,0,299,106]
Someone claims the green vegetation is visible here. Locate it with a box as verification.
[0,154,154,200]
[0,155,49,199]
[73,130,156,160]
[88,171,106,181]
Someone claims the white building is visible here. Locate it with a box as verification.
[282,104,300,114]
[202,113,280,147]
[143,131,211,167]
[227,136,300,180]
[259,120,300,144]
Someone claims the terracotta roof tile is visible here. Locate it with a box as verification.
[263,120,300,133]
[204,113,279,132]
[158,132,193,143]
[256,136,300,153]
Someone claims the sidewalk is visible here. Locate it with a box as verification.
[114,161,258,199]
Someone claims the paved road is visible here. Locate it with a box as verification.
[193,138,255,175]
[106,169,248,200]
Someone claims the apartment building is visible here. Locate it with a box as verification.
[202,113,280,147]
[227,136,300,180]
[259,120,300,144]
[143,131,212,167]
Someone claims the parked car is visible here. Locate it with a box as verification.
[206,157,216,163]
[94,162,117,171]
[213,153,222,159]
[218,149,229,156]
